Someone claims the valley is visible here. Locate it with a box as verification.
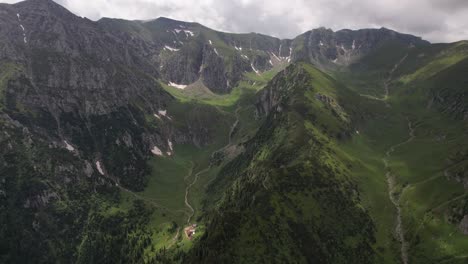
[0,0,467,263]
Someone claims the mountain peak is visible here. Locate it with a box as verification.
[13,0,75,19]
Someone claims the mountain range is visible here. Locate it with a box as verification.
[0,0,467,263]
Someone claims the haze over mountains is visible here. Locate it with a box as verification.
[0,0,467,263]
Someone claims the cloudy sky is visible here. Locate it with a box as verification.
[2,0,468,42]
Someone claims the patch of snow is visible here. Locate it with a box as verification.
[153,113,161,120]
[241,54,249,60]
[175,29,194,37]
[95,161,105,175]
[332,58,338,63]
[319,41,324,46]
[213,48,219,56]
[164,45,179,52]
[158,110,167,116]
[356,130,360,134]
[168,82,187,89]
[64,140,75,152]
[208,40,213,45]
[278,44,282,57]
[234,45,242,51]
[352,40,356,50]
[184,30,194,37]
[271,52,281,61]
[151,146,163,156]
[168,140,174,151]
[269,59,273,66]
[16,13,27,43]
[251,63,260,75]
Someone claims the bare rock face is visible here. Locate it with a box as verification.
[292,27,429,68]
[255,66,309,117]
[1,0,169,117]
[459,215,468,235]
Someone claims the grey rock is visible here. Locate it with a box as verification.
[459,215,468,235]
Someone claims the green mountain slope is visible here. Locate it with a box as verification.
[1,1,468,263]
[185,63,383,263]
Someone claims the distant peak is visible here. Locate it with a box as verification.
[17,0,57,7]
[14,0,76,19]
[313,27,333,32]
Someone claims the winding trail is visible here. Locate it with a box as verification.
[228,106,242,146]
[167,227,180,248]
[185,167,210,224]
[382,119,415,264]
[378,54,413,263]
[383,54,408,106]
[183,105,242,224]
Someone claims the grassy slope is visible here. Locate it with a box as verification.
[335,41,468,263]
[77,38,468,263]
[136,42,468,262]
[187,63,382,263]
[107,69,271,257]
[0,61,22,109]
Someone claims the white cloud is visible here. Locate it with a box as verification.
[2,0,468,42]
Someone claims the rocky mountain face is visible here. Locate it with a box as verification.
[0,0,182,191]
[292,27,429,68]
[0,2,232,261]
[98,15,428,94]
[2,0,468,263]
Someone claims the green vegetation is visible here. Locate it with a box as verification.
[2,20,468,263]
[185,63,380,263]
[0,61,22,108]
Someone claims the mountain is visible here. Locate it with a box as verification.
[0,0,467,263]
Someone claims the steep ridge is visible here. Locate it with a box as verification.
[186,63,380,263]
[0,0,468,263]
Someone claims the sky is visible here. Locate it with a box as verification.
[2,0,468,43]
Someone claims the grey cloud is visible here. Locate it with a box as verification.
[430,0,468,11]
[1,0,468,42]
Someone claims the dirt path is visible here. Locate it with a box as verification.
[382,119,414,264]
[184,105,242,225]
[383,54,408,105]
[439,255,468,263]
[228,106,242,145]
[432,193,468,212]
[167,227,180,248]
[185,166,210,224]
